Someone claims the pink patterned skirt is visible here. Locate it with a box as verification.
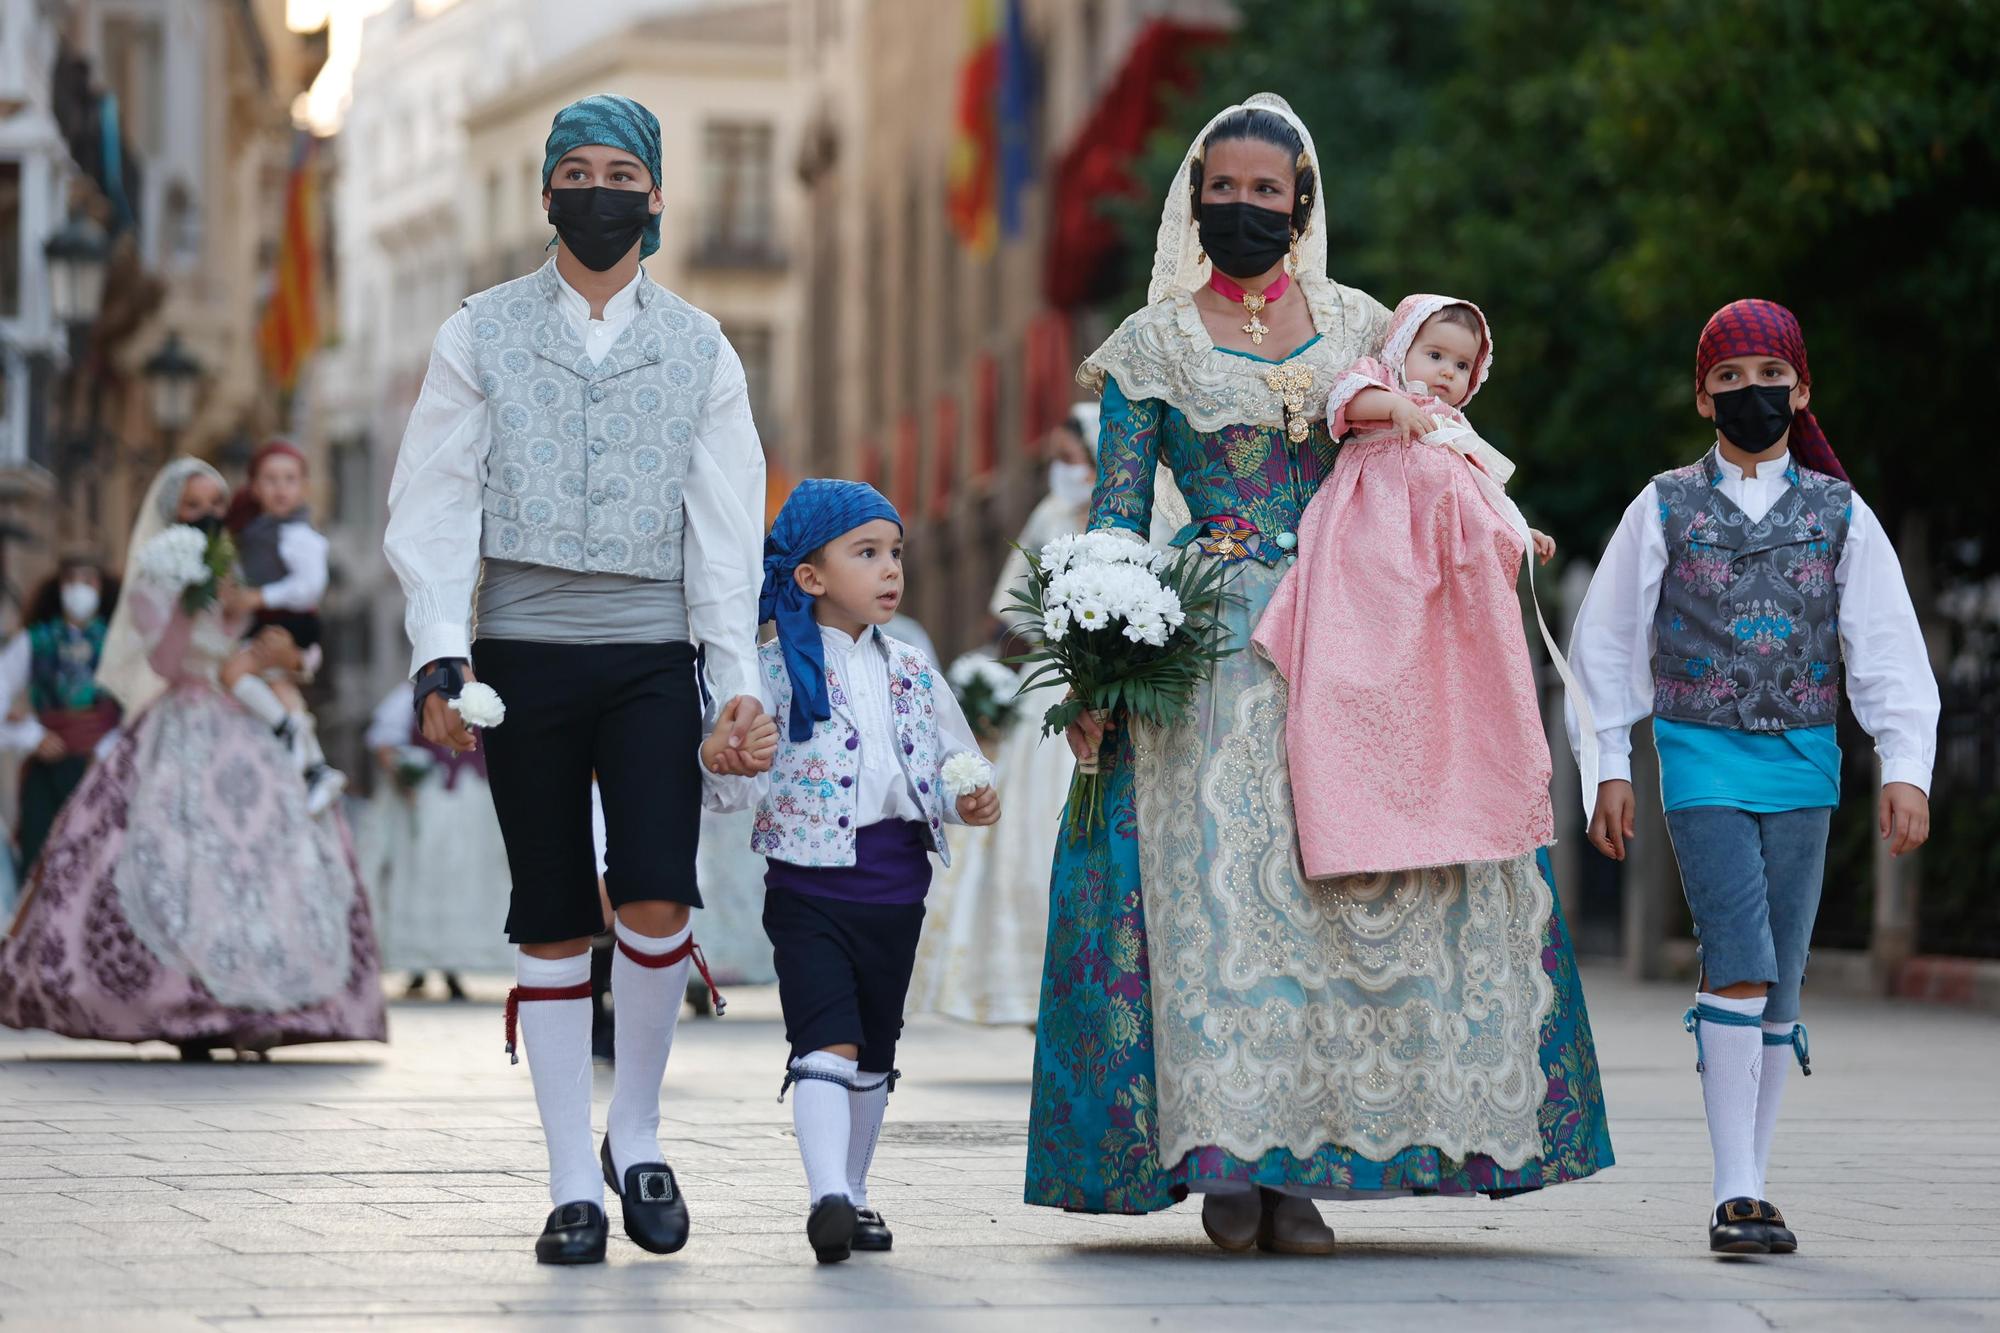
[0,683,386,1051]
[1254,434,1554,878]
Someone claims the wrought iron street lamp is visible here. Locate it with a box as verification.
[42,212,109,339]
[143,332,202,457]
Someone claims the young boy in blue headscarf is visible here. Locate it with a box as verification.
[385,93,777,1267]
[703,478,1001,1263]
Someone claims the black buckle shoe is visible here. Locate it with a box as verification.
[1710,1197,1774,1254]
[535,1201,608,1265]
[1762,1201,1798,1254]
[852,1207,893,1252]
[600,1137,690,1254]
[807,1195,858,1264]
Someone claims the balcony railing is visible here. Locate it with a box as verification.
[685,235,788,274]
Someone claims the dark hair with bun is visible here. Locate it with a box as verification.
[1190,107,1315,239]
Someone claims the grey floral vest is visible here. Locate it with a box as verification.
[463,261,721,581]
[1651,448,1851,731]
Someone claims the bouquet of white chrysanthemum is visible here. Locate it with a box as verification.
[1006,530,1238,833]
[391,744,438,794]
[134,524,237,614]
[946,651,1023,742]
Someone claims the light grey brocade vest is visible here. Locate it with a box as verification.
[465,261,720,582]
[1651,448,1852,732]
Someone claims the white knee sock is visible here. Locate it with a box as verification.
[791,1051,857,1203]
[231,673,290,731]
[1754,1020,1798,1197]
[846,1072,891,1210]
[606,919,690,1176]
[1693,991,1765,1204]
[515,951,599,1208]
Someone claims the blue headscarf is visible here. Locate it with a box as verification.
[542,94,664,260]
[760,480,904,742]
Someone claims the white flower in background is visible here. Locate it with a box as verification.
[947,652,1020,700]
[449,681,507,729]
[134,526,210,592]
[940,751,995,800]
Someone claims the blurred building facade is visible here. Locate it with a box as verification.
[788,0,1232,655]
[0,0,320,629]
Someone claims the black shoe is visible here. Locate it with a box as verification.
[535,1201,608,1265]
[600,1137,690,1254]
[1710,1197,1774,1254]
[807,1195,857,1263]
[403,972,428,999]
[686,975,713,1018]
[1763,1201,1798,1254]
[852,1207,893,1252]
[175,1042,216,1063]
[443,972,468,1002]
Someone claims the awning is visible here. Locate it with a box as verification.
[1043,19,1226,311]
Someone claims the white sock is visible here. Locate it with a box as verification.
[231,673,290,731]
[515,951,599,1208]
[791,1051,857,1203]
[1754,1019,1797,1197]
[606,919,690,1176]
[1693,991,1766,1205]
[846,1071,891,1210]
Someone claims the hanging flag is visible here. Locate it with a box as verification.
[946,0,1001,255]
[996,0,1036,241]
[259,132,323,393]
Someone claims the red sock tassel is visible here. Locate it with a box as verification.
[502,981,594,1064]
[615,934,727,1016]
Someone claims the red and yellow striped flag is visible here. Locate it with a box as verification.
[259,133,322,392]
[946,0,1001,255]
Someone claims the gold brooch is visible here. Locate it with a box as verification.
[1263,363,1316,445]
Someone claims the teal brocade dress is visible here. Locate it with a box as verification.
[1024,351,1615,1213]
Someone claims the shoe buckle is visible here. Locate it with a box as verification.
[635,1169,676,1203]
[1722,1199,1760,1223]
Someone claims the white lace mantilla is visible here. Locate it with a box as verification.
[1132,622,1555,1172]
[1077,284,1384,435]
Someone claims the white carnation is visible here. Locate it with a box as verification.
[134,526,210,592]
[449,681,507,729]
[940,750,995,800]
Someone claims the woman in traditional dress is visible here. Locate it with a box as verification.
[0,458,386,1059]
[0,558,122,874]
[1025,94,1613,1252]
[361,681,515,997]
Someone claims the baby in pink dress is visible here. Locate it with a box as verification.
[1254,295,1556,878]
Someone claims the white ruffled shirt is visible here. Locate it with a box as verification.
[1565,448,1939,792]
[383,266,765,706]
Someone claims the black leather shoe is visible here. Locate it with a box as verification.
[600,1137,690,1254]
[851,1207,892,1252]
[807,1195,857,1264]
[535,1201,608,1265]
[1710,1197,1773,1254]
[1762,1201,1798,1254]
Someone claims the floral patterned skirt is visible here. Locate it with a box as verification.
[0,684,386,1050]
[1024,560,1612,1212]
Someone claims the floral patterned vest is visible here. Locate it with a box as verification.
[462,260,720,582]
[1652,448,1851,731]
[750,631,954,868]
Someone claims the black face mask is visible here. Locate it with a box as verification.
[547,186,652,271]
[1711,383,1796,453]
[1198,201,1294,281]
[190,513,225,539]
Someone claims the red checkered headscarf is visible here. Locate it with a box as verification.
[1695,299,1846,481]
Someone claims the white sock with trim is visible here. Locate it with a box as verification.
[846,1071,891,1210]
[791,1050,857,1203]
[1753,1019,1797,1198]
[606,918,691,1177]
[1695,991,1766,1205]
[516,950,599,1208]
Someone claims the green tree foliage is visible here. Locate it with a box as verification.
[1120,0,2000,550]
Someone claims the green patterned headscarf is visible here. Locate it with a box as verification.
[541,94,663,259]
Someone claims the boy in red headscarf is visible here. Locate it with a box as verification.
[1564,300,1938,1255]
[222,439,347,814]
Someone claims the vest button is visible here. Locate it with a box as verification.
[589,386,606,402]
[838,816,850,829]
[839,776,852,788]
[590,492,605,506]
[590,442,605,457]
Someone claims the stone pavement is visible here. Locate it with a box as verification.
[1,967,1996,1332]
